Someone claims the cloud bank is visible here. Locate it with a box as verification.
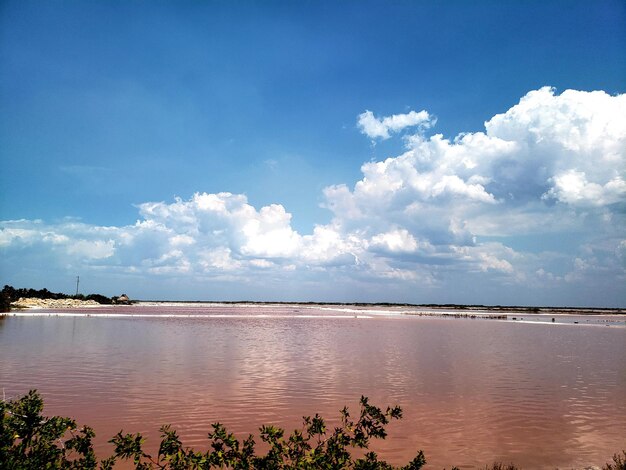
[2,88,625,305]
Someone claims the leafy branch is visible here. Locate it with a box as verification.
[1,390,623,470]
[1,391,425,469]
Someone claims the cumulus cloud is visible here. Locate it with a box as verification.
[1,87,625,305]
[357,109,434,140]
[542,170,626,206]
[484,87,626,206]
[370,229,420,254]
[329,88,625,238]
[66,240,115,259]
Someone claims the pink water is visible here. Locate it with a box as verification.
[1,304,625,468]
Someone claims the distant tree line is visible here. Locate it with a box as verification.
[0,285,114,312]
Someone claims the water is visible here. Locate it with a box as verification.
[1,304,625,469]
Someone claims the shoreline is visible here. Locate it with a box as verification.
[135,301,626,315]
[3,302,625,328]
[5,298,625,315]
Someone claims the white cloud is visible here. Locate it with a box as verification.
[300,225,359,266]
[1,87,625,305]
[357,109,433,140]
[66,240,115,259]
[484,87,626,205]
[370,229,419,254]
[328,88,625,241]
[170,234,196,247]
[239,204,301,258]
[198,247,241,272]
[0,227,39,247]
[542,170,626,206]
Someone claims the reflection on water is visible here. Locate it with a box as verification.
[1,304,625,469]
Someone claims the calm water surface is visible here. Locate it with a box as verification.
[1,304,625,469]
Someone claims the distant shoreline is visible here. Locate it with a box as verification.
[3,286,624,313]
[134,300,626,315]
[4,296,625,316]
[5,302,625,328]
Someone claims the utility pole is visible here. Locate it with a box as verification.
[76,276,80,296]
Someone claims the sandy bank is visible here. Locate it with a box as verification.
[10,297,102,309]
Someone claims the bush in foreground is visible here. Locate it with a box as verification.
[604,451,626,470]
[1,390,425,469]
[1,391,624,469]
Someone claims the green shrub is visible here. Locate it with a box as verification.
[604,451,626,470]
[2,390,623,469]
[1,391,425,469]
[0,390,97,469]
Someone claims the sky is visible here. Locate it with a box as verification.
[1,1,625,306]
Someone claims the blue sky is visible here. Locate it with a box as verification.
[1,1,625,306]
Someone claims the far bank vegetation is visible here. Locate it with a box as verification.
[0,285,132,311]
